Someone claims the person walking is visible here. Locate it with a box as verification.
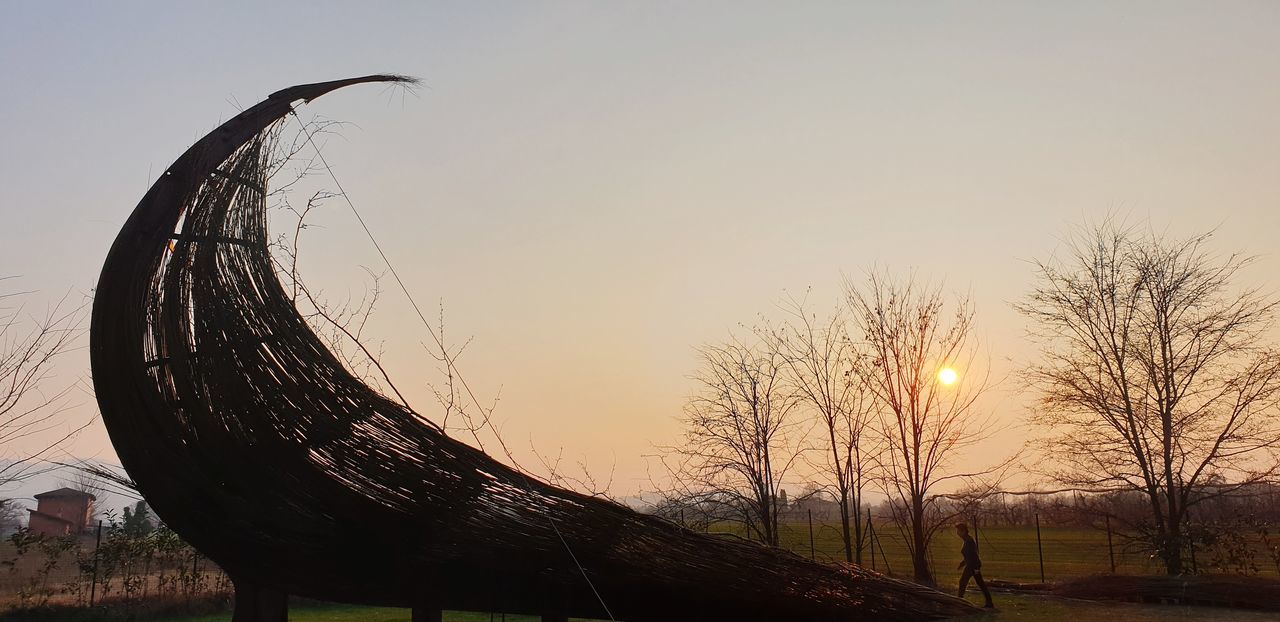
[956,522,994,608]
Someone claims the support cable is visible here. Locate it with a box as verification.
[287,111,616,621]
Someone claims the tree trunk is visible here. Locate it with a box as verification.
[838,495,853,564]
[910,499,935,586]
[1162,524,1184,575]
[853,473,865,565]
[853,500,865,566]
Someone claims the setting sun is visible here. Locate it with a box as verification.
[938,367,958,385]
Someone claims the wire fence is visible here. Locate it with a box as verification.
[691,509,1280,587]
[6,507,1280,613]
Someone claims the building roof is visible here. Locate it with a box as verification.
[33,487,96,501]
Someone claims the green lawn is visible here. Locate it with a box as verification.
[960,592,1279,621]
[8,521,1277,621]
[152,593,1280,622]
[169,609,577,622]
[172,608,410,622]
[140,523,1280,621]
[757,521,1247,586]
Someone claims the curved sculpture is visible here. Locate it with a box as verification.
[90,75,977,621]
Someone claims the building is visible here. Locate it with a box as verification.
[27,487,95,536]
[780,493,842,522]
[794,496,841,521]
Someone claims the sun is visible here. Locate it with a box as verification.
[938,367,958,386]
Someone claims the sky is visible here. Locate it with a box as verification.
[2,2,1280,499]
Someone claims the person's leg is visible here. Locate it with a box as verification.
[957,567,972,598]
[972,569,994,608]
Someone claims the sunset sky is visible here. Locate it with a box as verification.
[3,2,1280,499]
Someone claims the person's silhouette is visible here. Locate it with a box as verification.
[955,523,994,608]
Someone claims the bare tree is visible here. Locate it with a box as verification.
[0,279,87,489]
[661,335,803,546]
[761,294,877,564]
[846,272,994,586]
[0,498,21,533]
[1019,222,1280,575]
[61,467,106,522]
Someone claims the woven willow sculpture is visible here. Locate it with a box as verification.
[89,76,977,621]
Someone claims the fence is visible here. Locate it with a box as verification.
[0,522,231,610]
[9,508,1279,612]
[692,510,1280,586]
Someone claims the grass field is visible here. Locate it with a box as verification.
[145,519,1275,622]
[147,593,1280,622]
[6,521,1278,620]
[165,609,516,622]
[759,520,1265,586]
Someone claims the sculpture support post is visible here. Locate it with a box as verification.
[232,579,287,622]
[412,607,444,622]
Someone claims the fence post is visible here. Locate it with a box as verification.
[868,508,876,571]
[412,608,444,622]
[1035,513,1045,583]
[873,516,892,576]
[89,519,103,607]
[808,509,815,560]
[1105,514,1116,573]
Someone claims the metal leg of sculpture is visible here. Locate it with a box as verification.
[411,606,444,622]
[231,579,287,622]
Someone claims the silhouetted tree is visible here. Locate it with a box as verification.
[1019,222,1280,575]
[0,498,21,533]
[0,279,86,488]
[662,335,802,546]
[762,295,877,564]
[61,468,106,522]
[846,273,994,586]
[121,500,155,537]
